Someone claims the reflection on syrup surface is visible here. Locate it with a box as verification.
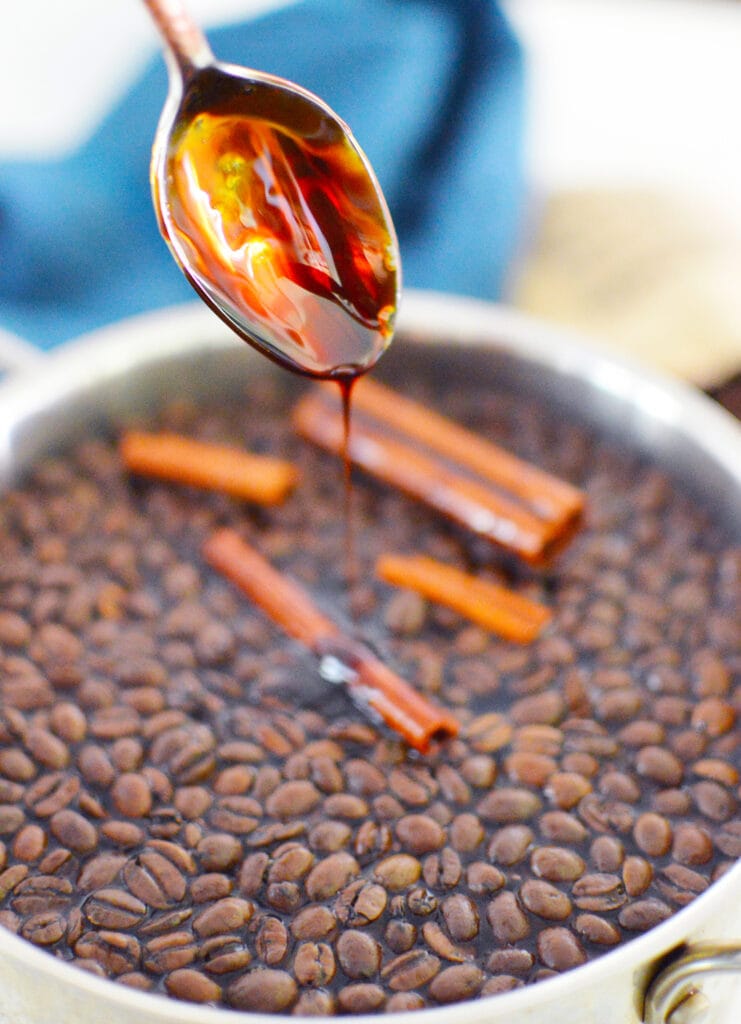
[160,95,398,378]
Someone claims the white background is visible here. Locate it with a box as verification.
[2,0,741,229]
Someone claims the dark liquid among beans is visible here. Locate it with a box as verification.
[0,356,739,1015]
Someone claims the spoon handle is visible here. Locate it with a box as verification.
[141,0,214,77]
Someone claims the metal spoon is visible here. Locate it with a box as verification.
[142,0,400,380]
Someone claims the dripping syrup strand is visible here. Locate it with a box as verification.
[336,373,359,590]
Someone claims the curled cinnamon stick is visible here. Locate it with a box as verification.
[120,431,298,505]
[376,553,552,644]
[350,377,584,526]
[293,391,565,564]
[294,380,585,565]
[203,528,458,752]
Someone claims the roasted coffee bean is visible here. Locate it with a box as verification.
[572,873,626,912]
[190,874,231,904]
[590,836,624,872]
[122,858,171,910]
[293,989,336,1015]
[139,908,193,937]
[421,921,469,962]
[531,846,585,882]
[633,813,673,857]
[100,821,144,848]
[425,846,462,889]
[520,879,572,921]
[37,849,73,877]
[353,820,393,861]
[486,947,535,975]
[635,746,684,787]
[545,772,592,810]
[192,898,254,938]
[538,811,587,844]
[537,927,587,971]
[335,880,387,926]
[466,861,504,896]
[486,892,530,943]
[143,932,197,973]
[691,781,737,822]
[84,889,147,929]
[385,919,417,954]
[505,751,557,788]
[441,894,479,941]
[436,764,471,805]
[265,780,320,819]
[373,854,421,891]
[306,852,360,901]
[488,825,533,865]
[714,821,741,858]
[382,950,441,991]
[460,755,497,788]
[337,984,386,1013]
[389,766,437,807]
[291,905,337,942]
[196,834,242,872]
[227,969,297,1013]
[429,964,483,1004]
[165,968,221,1004]
[111,773,152,818]
[49,810,97,854]
[691,697,735,736]
[394,814,445,854]
[0,909,21,933]
[618,899,672,931]
[25,773,80,817]
[309,820,352,854]
[255,916,288,965]
[477,787,542,823]
[652,789,692,817]
[20,910,67,946]
[386,992,426,1013]
[482,975,525,995]
[623,856,653,898]
[0,806,25,839]
[0,864,29,900]
[0,748,36,782]
[574,913,621,946]
[293,941,337,986]
[49,703,86,744]
[74,930,141,975]
[267,845,314,884]
[466,712,511,753]
[336,930,382,979]
[266,880,303,914]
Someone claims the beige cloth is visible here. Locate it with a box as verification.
[511,188,741,388]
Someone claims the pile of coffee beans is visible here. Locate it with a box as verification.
[0,363,739,1015]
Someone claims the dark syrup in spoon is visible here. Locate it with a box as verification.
[157,69,399,579]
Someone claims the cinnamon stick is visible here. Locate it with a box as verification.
[350,377,584,526]
[202,528,458,752]
[120,431,298,505]
[293,391,567,564]
[376,553,552,644]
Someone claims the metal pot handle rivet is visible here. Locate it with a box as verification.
[643,945,741,1024]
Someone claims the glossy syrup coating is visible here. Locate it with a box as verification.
[156,69,399,379]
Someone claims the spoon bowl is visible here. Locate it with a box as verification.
[144,0,400,379]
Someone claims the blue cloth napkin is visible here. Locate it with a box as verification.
[0,0,524,348]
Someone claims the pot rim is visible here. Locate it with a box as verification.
[0,289,739,1024]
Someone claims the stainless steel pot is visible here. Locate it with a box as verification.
[0,291,739,1024]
